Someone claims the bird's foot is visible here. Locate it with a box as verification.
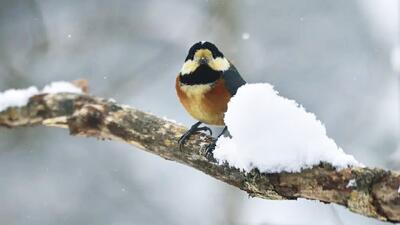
[203,126,228,158]
[178,124,212,150]
[203,141,216,159]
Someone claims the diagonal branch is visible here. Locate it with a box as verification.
[0,92,399,223]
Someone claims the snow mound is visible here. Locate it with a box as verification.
[0,81,83,112]
[213,83,362,173]
[42,81,83,94]
[0,87,39,112]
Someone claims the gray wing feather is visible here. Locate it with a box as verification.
[222,64,246,96]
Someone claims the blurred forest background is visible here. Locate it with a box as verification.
[0,0,399,225]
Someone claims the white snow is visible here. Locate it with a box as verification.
[398,185,400,194]
[241,32,250,40]
[162,116,179,124]
[0,87,39,112]
[42,81,83,94]
[346,179,357,188]
[213,83,362,173]
[391,45,400,73]
[0,81,83,112]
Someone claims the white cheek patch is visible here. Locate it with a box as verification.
[209,57,230,71]
[181,56,230,75]
[180,60,199,75]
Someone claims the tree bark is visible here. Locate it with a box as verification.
[0,92,399,223]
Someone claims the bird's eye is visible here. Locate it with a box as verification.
[185,42,203,61]
[185,49,196,61]
[185,42,224,61]
[212,50,223,58]
[202,42,224,58]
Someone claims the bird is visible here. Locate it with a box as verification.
[176,41,246,156]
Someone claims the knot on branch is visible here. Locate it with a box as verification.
[68,104,106,136]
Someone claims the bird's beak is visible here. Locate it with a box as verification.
[199,57,208,65]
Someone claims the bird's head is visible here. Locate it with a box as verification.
[180,41,230,77]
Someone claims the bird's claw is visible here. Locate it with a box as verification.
[203,142,216,159]
[178,134,189,150]
[178,125,213,150]
[195,126,213,136]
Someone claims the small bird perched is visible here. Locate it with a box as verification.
[176,41,246,155]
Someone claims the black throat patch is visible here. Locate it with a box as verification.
[180,64,221,85]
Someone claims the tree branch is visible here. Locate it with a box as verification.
[0,92,399,223]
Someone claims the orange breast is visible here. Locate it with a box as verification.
[176,76,231,125]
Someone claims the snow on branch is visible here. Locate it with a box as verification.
[214,83,362,173]
[0,81,399,223]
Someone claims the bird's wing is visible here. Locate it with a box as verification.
[222,64,246,96]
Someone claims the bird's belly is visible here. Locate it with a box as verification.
[184,95,225,125]
[176,78,231,125]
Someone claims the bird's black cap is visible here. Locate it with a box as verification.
[185,41,224,61]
